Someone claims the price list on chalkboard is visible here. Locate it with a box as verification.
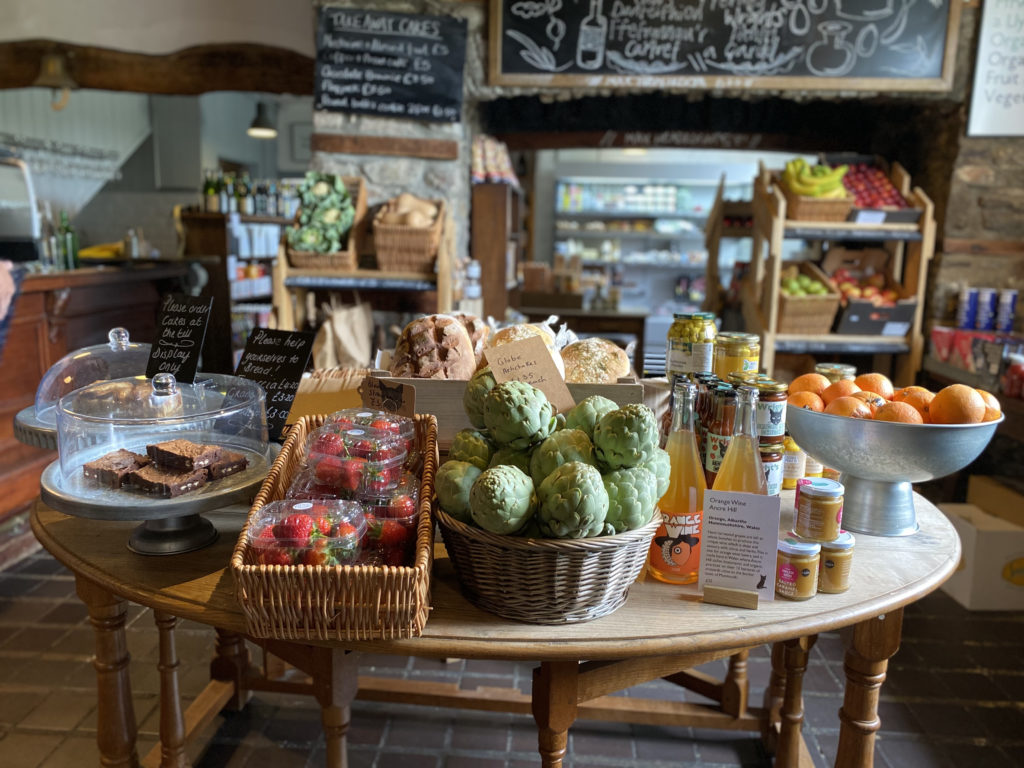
[315,7,467,122]
[235,328,314,441]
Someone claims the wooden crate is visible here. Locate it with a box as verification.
[775,261,841,335]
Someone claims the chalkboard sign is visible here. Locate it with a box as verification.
[235,328,314,441]
[315,7,468,122]
[490,0,959,92]
[146,294,213,383]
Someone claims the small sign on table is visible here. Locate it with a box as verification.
[235,328,315,441]
[145,294,214,383]
[484,335,575,414]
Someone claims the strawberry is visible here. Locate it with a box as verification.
[370,418,400,436]
[258,545,293,566]
[275,513,314,544]
[256,524,275,541]
[310,431,347,457]
[338,458,367,492]
[386,494,417,520]
[378,519,410,549]
[301,538,335,566]
[336,521,358,539]
[315,515,334,536]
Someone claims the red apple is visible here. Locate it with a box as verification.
[862,286,881,299]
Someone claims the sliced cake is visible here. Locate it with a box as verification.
[82,449,150,488]
[146,439,221,471]
[206,449,249,480]
[128,464,207,498]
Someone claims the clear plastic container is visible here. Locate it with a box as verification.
[285,466,346,501]
[326,408,415,454]
[359,471,421,567]
[304,423,407,498]
[358,471,420,522]
[248,499,366,566]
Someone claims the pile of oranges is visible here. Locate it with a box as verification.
[787,372,1002,425]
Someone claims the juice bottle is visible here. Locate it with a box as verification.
[703,384,736,488]
[648,380,706,585]
[712,386,768,494]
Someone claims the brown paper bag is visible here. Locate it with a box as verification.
[312,296,373,370]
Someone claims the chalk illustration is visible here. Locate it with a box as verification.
[836,0,894,22]
[807,20,857,76]
[576,0,608,70]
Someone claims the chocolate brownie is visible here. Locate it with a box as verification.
[146,439,221,471]
[128,464,207,498]
[206,449,248,480]
[82,449,150,488]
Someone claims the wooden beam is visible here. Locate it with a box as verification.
[492,130,800,153]
[940,238,1024,255]
[311,133,459,160]
[0,40,313,95]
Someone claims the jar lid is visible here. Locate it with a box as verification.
[799,477,844,498]
[727,371,759,384]
[759,443,783,457]
[718,332,760,344]
[692,312,716,321]
[821,531,856,550]
[815,363,856,374]
[754,378,789,394]
[779,537,821,556]
[672,312,695,319]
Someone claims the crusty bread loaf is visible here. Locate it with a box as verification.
[451,312,490,365]
[561,337,631,384]
[487,323,555,349]
[390,314,477,380]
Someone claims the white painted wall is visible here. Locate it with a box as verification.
[199,92,279,179]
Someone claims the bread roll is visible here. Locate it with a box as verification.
[561,338,631,384]
[390,314,477,380]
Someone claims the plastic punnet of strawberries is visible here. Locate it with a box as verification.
[304,423,407,499]
[325,408,416,456]
[249,499,366,567]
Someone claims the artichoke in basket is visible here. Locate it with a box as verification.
[469,464,536,535]
[488,444,534,476]
[529,429,595,487]
[536,461,609,539]
[435,460,482,524]
[593,404,660,471]
[483,381,557,450]
[448,429,494,471]
[565,395,619,441]
[463,366,496,429]
[641,447,672,499]
[603,466,658,534]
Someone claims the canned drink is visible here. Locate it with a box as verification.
[997,289,1018,333]
[957,287,978,330]
[976,288,999,331]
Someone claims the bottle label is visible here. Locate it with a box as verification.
[667,340,713,375]
[805,454,824,475]
[756,400,787,437]
[763,459,783,496]
[649,510,702,578]
[783,450,806,480]
[704,431,731,473]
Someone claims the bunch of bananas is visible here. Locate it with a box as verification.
[782,158,849,199]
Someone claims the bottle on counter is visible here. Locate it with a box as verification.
[267,180,279,217]
[712,385,767,494]
[236,174,254,215]
[703,384,736,488]
[648,379,706,585]
[221,173,235,213]
[58,210,79,269]
[203,170,220,213]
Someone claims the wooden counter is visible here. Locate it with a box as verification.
[0,264,187,567]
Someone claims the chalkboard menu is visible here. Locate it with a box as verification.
[490,0,959,92]
[235,328,314,441]
[145,294,213,383]
[315,7,468,122]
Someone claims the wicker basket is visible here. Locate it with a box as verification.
[776,261,841,335]
[372,199,446,274]
[231,413,437,641]
[286,176,368,270]
[778,176,854,222]
[436,508,659,624]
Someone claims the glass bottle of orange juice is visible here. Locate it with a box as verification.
[712,386,768,494]
[648,379,706,585]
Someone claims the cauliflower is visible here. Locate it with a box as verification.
[488,445,533,475]
[435,460,482,524]
[641,447,672,498]
[463,366,496,429]
[593,403,660,471]
[312,180,331,197]
[469,464,536,534]
[536,461,609,539]
[448,429,494,471]
[529,428,595,487]
[603,466,658,533]
[483,381,556,450]
[565,395,619,440]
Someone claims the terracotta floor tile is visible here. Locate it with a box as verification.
[47,628,94,656]
[1,627,67,653]
[0,689,47,725]
[0,598,52,624]
[0,731,63,768]
[37,735,100,768]
[17,690,95,731]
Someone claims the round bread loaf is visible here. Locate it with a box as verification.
[561,338,631,384]
[487,323,555,349]
[390,314,477,380]
[451,312,491,365]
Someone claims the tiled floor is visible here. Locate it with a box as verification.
[0,546,1021,768]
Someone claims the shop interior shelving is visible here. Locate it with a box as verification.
[744,165,936,387]
[703,175,755,315]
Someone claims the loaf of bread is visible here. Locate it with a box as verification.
[451,312,490,365]
[560,338,631,384]
[390,314,477,380]
[486,323,564,377]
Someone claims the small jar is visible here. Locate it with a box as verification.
[818,531,855,593]
[667,312,717,379]
[822,466,842,482]
[782,436,806,490]
[776,538,820,600]
[759,443,783,496]
[804,453,824,478]
[726,371,759,386]
[794,478,844,541]
[713,332,760,380]
[754,379,788,443]
[815,362,856,384]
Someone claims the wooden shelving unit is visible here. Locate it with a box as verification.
[471,183,524,321]
[704,175,754,315]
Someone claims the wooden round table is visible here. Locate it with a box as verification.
[31,491,959,768]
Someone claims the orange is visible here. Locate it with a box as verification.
[824,396,873,419]
[976,389,1002,422]
[821,379,862,406]
[789,373,831,398]
[893,385,932,404]
[851,390,886,416]
[875,401,924,424]
[929,384,986,424]
[899,389,935,423]
[788,391,824,412]
[854,372,895,401]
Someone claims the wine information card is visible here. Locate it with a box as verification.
[699,491,782,604]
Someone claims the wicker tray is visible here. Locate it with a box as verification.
[776,261,841,335]
[436,508,658,624]
[778,176,854,222]
[286,176,368,270]
[231,413,437,641]
[372,199,446,274]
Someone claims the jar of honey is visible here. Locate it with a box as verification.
[818,531,855,593]
[814,362,856,384]
[776,538,820,600]
[794,478,844,541]
[713,333,760,380]
[759,443,783,496]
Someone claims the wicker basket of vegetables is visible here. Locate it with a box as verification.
[286,173,367,270]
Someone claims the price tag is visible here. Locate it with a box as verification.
[359,376,416,418]
[484,335,575,414]
[145,294,213,383]
[698,491,782,604]
[235,328,314,441]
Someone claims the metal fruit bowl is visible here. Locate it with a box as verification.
[787,406,1003,536]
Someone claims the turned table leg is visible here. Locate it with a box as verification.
[761,641,787,753]
[209,628,251,711]
[154,612,188,768]
[776,635,817,768]
[311,647,360,768]
[722,649,750,717]
[532,662,579,768]
[76,576,139,768]
[836,610,903,768]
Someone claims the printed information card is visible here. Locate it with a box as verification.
[698,491,782,603]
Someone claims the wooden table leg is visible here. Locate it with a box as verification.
[532,662,579,768]
[209,629,251,711]
[836,609,903,768]
[722,649,750,717]
[76,576,139,768]
[311,647,360,768]
[761,641,787,753]
[776,635,817,768]
[153,612,188,768]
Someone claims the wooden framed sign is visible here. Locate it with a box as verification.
[489,0,960,92]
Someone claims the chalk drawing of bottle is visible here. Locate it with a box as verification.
[807,21,856,76]
[576,0,608,70]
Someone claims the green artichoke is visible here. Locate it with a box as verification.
[488,445,534,476]
[593,403,660,471]
[565,395,619,440]
[529,428,595,487]
[641,447,672,498]
[482,381,557,450]
[448,429,494,471]
[469,464,536,535]
[463,366,496,429]
[536,461,609,539]
[603,466,658,533]
[435,460,482,524]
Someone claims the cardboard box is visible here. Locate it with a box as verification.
[939,503,1024,611]
[822,247,917,336]
[967,475,1024,529]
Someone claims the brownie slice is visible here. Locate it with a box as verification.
[128,464,207,498]
[82,449,150,488]
[146,439,221,471]
[206,449,249,480]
